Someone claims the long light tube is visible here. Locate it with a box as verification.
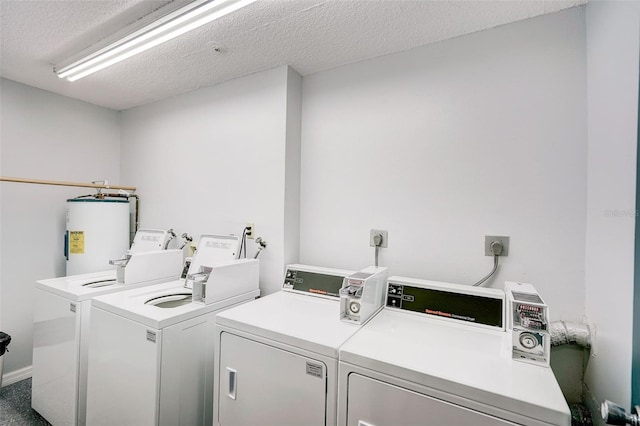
[55,0,256,82]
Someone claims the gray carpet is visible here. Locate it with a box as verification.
[0,379,50,425]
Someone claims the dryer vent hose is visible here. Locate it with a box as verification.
[550,321,591,348]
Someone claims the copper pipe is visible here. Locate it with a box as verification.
[0,176,136,192]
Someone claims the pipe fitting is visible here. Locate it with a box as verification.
[550,321,591,348]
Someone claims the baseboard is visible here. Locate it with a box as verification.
[583,382,606,426]
[1,365,32,388]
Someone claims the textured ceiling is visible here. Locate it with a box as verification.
[1,0,586,111]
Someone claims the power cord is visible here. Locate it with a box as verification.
[238,227,249,258]
[473,240,503,287]
[373,233,383,267]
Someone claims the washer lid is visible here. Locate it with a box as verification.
[339,309,570,425]
[145,292,192,308]
[36,270,119,301]
[35,269,178,302]
[92,280,259,329]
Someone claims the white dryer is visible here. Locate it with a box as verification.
[86,234,259,426]
[214,264,386,426]
[337,276,571,426]
[31,229,182,426]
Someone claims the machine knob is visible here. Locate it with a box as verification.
[349,301,361,314]
[519,333,538,350]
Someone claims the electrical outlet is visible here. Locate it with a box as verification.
[485,235,509,256]
[369,229,388,248]
[246,223,254,239]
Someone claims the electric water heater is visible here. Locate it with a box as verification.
[65,197,130,275]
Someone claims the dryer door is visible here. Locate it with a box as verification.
[347,373,518,426]
[218,332,327,426]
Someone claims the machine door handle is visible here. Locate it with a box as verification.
[358,421,376,426]
[227,367,237,400]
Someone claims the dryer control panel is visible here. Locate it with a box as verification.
[385,278,505,330]
[282,264,354,299]
[505,281,550,367]
[339,266,387,324]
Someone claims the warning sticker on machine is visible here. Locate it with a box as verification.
[306,362,323,378]
[69,231,85,254]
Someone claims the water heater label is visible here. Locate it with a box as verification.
[69,231,85,254]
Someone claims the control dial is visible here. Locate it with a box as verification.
[519,332,538,350]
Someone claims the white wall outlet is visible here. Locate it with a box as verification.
[369,229,388,248]
[246,223,254,239]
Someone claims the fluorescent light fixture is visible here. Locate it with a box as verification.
[55,0,256,82]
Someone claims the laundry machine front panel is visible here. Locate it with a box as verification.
[159,311,217,426]
[339,309,570,425]
[346,373,518,426]
[218,332,328,426]
[215,291,360,358]
[86,307,162,426]
[32,289,82,425]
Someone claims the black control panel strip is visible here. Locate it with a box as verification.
[387,283,503,328]
[283,268,345,298]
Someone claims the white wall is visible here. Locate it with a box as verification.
[0,78,120,378]
[300,8,587,322]
[584,0,640,413]
[3,5,636,413]
[120,66,301,295]
[284,68,303,269]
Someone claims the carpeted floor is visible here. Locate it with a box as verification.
[0,379,50,425]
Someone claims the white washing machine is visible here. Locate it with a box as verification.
[337,276,571,426]
[31,229,182,426]
[214,264,386,426]
[86,234,259,426]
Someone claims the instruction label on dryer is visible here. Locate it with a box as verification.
[69,231,85,254]
[306,362,323,378]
